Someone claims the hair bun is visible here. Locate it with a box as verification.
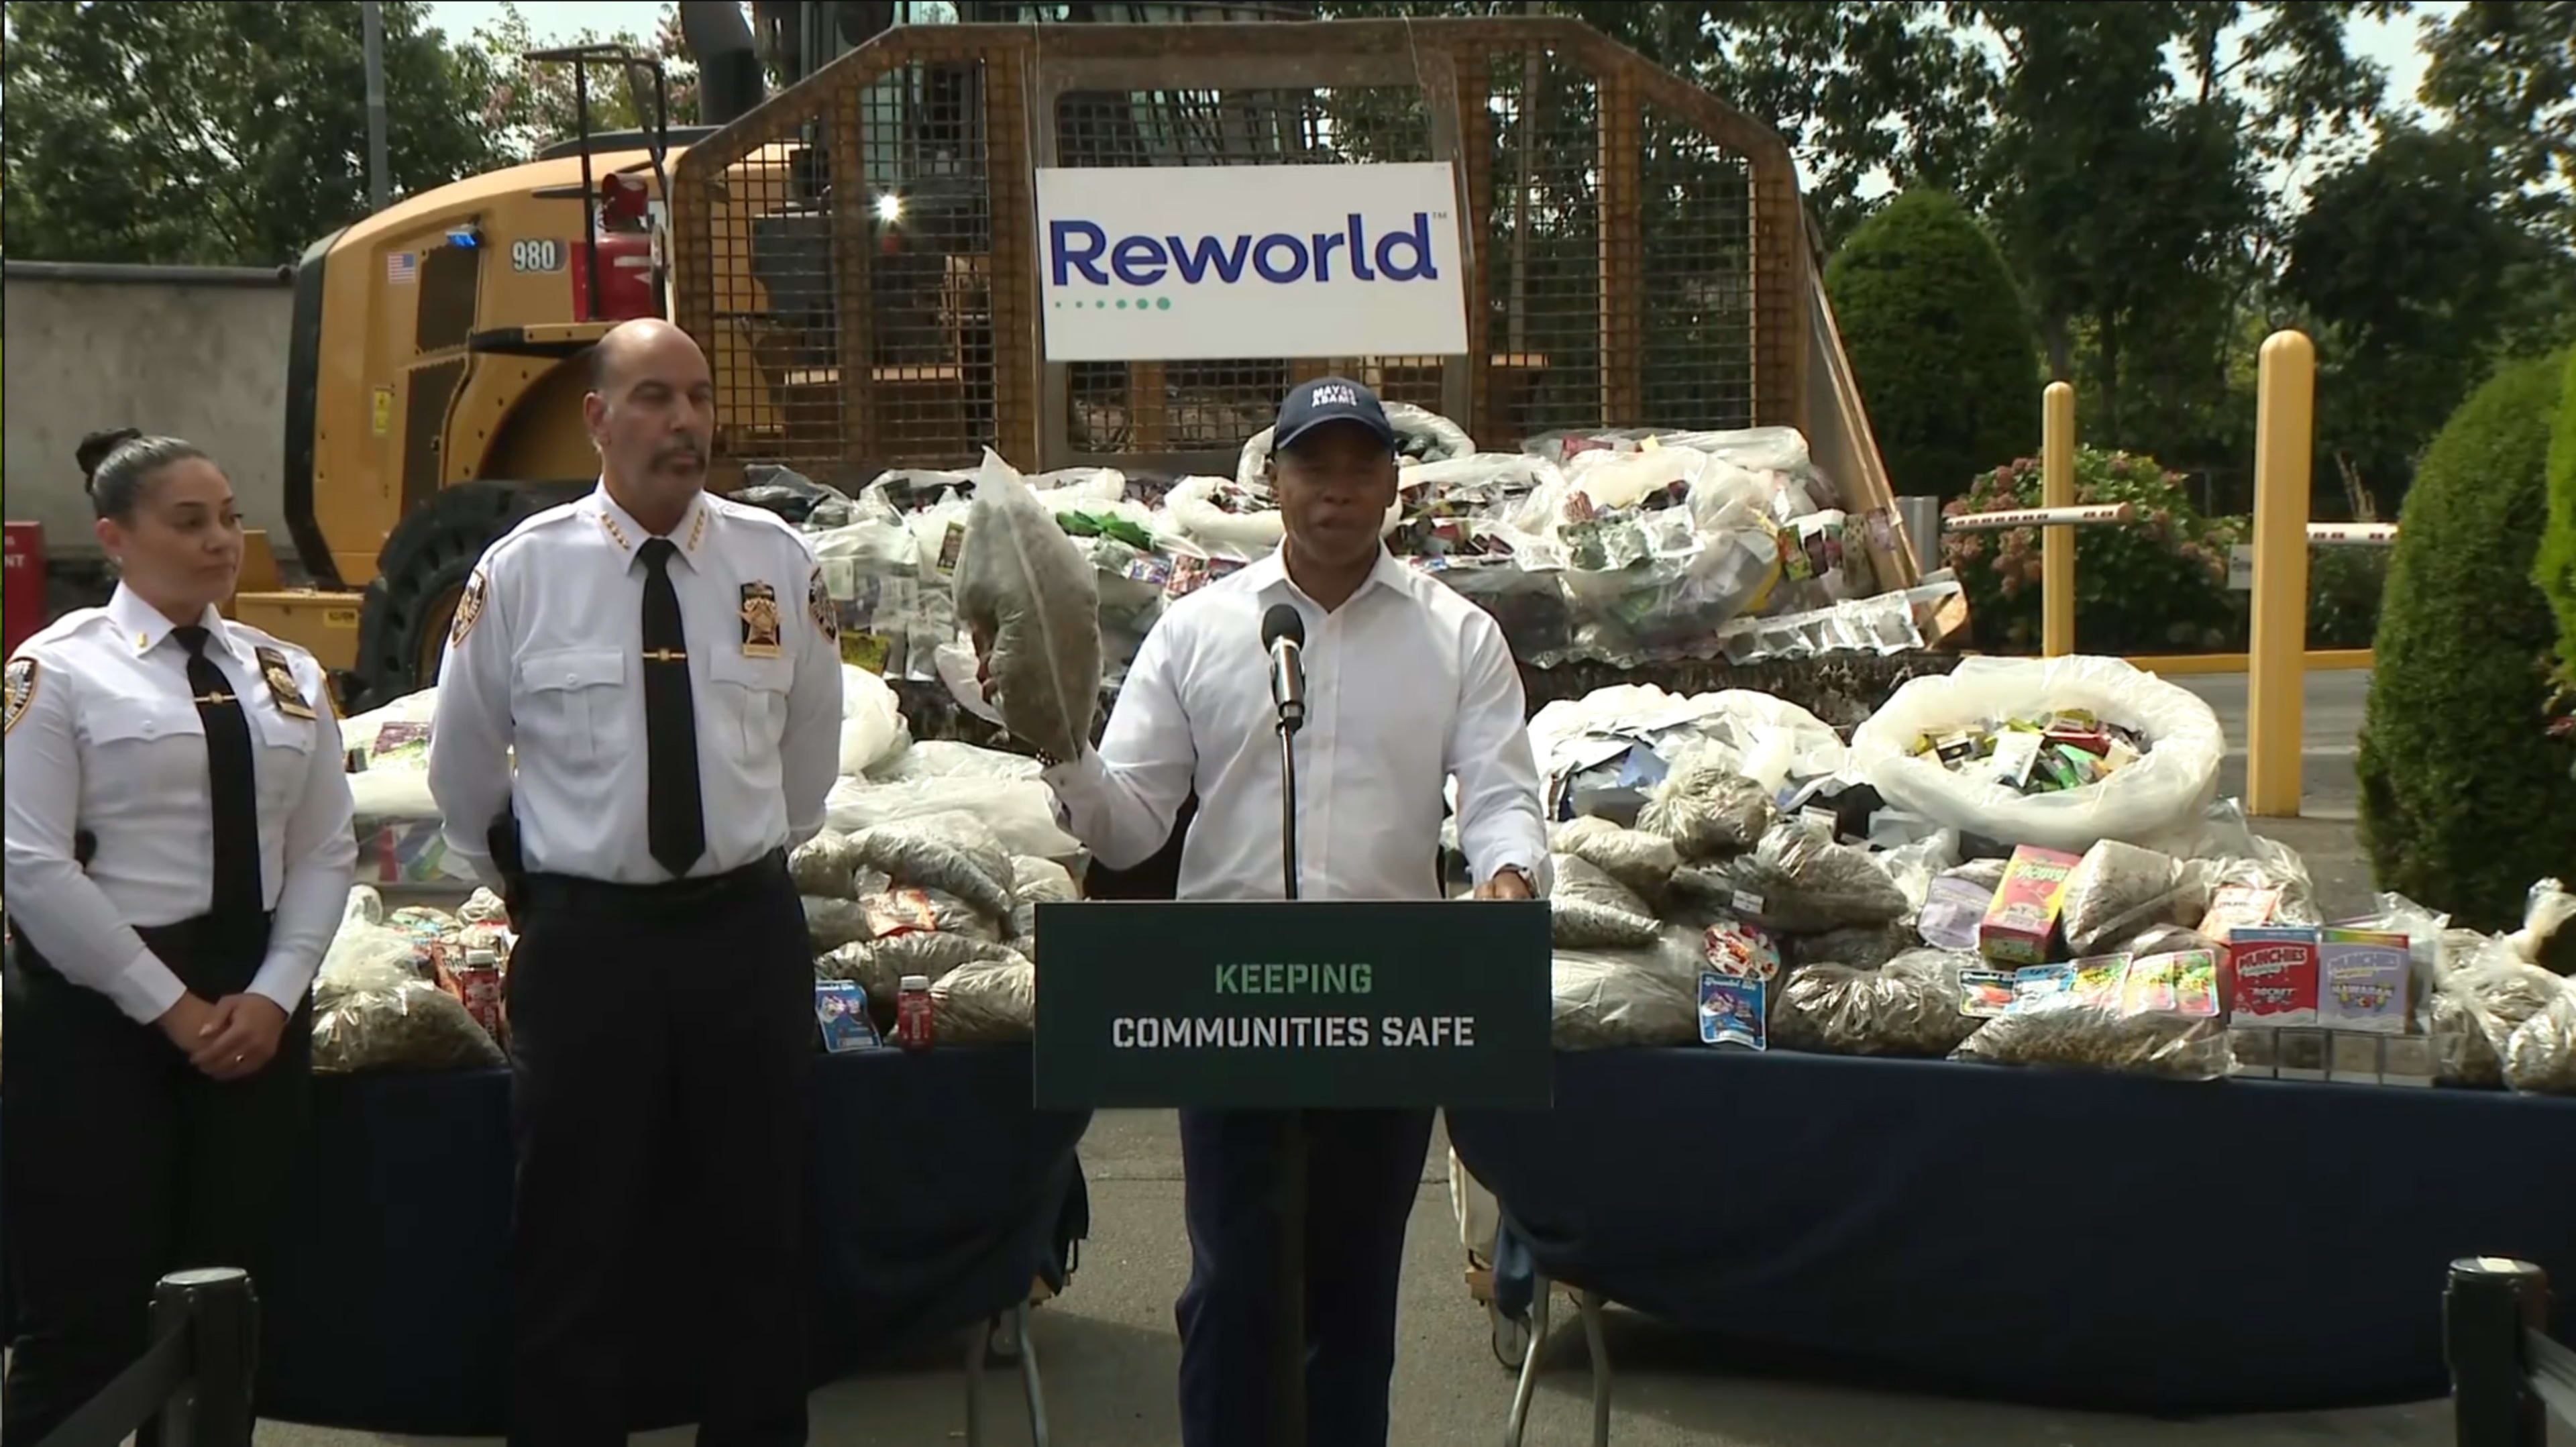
[76,427,145,486]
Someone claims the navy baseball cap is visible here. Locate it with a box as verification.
[1271,376,1397,455]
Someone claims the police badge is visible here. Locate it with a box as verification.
[256,645,317,720]
[739,581,784,659]
[5,657,37,736]
[452,568,488,647]
[808,567,839,647]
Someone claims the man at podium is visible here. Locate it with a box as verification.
[993,377,1552,1447]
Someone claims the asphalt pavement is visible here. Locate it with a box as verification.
[262,666,2552,1447]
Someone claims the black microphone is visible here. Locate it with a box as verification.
[1262,602,1307,735]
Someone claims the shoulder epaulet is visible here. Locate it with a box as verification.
[710,493,804,536]
[15,606,113,657]
[478,501,586,570]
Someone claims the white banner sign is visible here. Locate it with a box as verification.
[1033,162,1470,363]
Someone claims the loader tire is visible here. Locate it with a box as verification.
[348,480,584,714]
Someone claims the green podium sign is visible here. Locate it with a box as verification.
[1031,898,1554,1111]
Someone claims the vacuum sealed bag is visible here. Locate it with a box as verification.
[1549,854,1663,949]
[2058,839,2207,955]
[1550,925,1705,1050]
[847,810,1017,925]
[2502,989,2576,1095]
[1635,745,1777,861]
[1009,854,1082,945]
[1951,949,2233,1081]
[1678,818,1909,934]
[932,960,1039,1044]
[815,933,1028,1005]
[789,830,870,899]
[1770,948,1981,1058]
[952,448,1104,763]
[1550,816,1680,902]
[310,924,507,1075]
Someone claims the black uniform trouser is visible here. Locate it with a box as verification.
[1,910,307,1447]
[1174,1108,1436,1447]
[504,849,814,1447]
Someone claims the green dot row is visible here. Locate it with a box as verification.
[1055,297,1175,310]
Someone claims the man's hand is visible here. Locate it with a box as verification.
[156,993,221,1059]
[1472,867,1534,902]
[967,624,1006,706]
[186,994,292,1081]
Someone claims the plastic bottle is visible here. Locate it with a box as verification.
[896,974,936,1053]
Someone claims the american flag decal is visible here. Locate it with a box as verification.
[386,252,418,284]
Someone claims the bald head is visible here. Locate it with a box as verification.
[587,317,705,394]
[584,318,714,531]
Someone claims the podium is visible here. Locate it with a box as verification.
[1032,898,1554,1111]
[1033,896,1552,1444]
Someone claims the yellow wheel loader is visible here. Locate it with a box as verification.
[239,1,1905,713]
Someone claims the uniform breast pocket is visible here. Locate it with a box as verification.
[706,651,793,767]
[252,702,319,814]
[85,700,207,796]
[515,647,633,764]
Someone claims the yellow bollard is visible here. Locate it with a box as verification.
[2041,382,2078,657]
[2246,331,2316,818]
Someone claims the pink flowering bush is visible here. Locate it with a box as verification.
[1941,447,2245,653]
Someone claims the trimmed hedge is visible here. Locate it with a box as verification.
[2356,350,2576,937]
[1827,191,2042,502]
[2540,348,2576,684]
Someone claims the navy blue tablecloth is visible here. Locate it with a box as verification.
[1447,1048,2576,1415]
[5,1045,1091,1436]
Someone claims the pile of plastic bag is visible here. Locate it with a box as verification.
[767,408,1960,722]
[319,634,1091,1060]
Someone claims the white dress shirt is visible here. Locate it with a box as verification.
[427,484,841,890]
[4,585,359,1025]
[1042,544,1552,902]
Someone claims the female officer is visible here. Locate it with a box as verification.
[3,429,358,1444]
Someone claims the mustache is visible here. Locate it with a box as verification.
[653,439,707,465]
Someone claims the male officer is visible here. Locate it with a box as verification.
[1000,377,1552,1445]
[427,317,841,1446]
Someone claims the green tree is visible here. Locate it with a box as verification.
[2420,0,2576,247]
[1968,1,2383,452]
[1,1,504,266]
[1825,190,2040,500]
[468,1,700,165]
[2356,350,2576,933]
[2281,122,2564,515]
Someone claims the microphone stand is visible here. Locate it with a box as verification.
[1273,692,1309,1447]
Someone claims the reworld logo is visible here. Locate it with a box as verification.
[1049,211,1443,289]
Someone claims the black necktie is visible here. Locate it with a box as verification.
[639,539,706,877]
[173,626,264,917]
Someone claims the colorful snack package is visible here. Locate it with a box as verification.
[1699,971,1768,1051]
[1979,845,2082,966]
[2319,927,2412,1034]
[2227,925,2322,1028]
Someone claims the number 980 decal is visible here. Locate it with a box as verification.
[509,238,565,273]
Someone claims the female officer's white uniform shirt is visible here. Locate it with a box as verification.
[3,584,360,1025]
[425,484,843,890]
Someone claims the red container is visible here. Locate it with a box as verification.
[572,232,660,322]
[3,523,45,659]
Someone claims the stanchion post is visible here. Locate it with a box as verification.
[147,1267,259,1447]
[2041,381,2077,659]
[2246,330,2315,818]
[2445,1257,2549,1447]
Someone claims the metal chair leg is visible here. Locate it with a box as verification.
[1503,1274,1554,1447]
[1579,1289,1612,1447]
[1016,1301,1051,1447]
